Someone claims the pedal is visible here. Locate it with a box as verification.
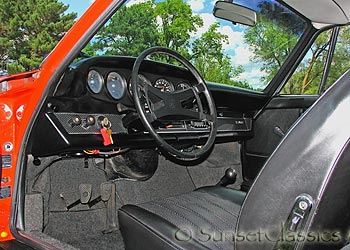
[100,182,112,202]
[100,182,118,233]
[79,184,92,204]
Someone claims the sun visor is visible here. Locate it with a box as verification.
[283,0,350,26]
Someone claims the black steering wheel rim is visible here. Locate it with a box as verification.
[131,46,217,160]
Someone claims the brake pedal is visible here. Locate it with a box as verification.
[100,182,112,202]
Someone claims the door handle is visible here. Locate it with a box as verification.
[273,126,285,138]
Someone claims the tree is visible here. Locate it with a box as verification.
[0,0,76,74]
[244,17,299,84]
[325,26,350,89]
[155,0,202,55]
[244,1,304,85]
[192,23,246,87]
[282,31,331,94]
[87,1,159,56]
[88,0,202,58]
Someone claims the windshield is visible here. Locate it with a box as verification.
[82,0,306,92]
[1,0,306,92]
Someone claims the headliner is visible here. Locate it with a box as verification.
[283,0,350,26]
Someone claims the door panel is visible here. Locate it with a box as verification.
[242,95,318,186]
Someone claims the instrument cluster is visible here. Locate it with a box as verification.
[87,70,127,100]
[87,69,191,102]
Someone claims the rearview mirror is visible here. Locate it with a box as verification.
[213,1,257,27]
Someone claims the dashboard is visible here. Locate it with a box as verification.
[29,56,254,157]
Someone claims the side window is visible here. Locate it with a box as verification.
[281,25,350,95]
[325,26,350,90]
[281,30,332,95]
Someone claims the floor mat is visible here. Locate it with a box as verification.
[112,142,242,210]
[113,155,196,206]
[44,209,124,250]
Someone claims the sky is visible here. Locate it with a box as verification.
[60,0,93,17]
[60,0,264,89]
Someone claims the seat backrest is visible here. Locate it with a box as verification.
[236,69,350,250]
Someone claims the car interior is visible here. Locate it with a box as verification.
[10,0,350,250]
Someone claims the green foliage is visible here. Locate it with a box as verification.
[88,1,159,56]
[244,16,299,84]
[245,1,350,95]
[191,23,247,88]
[88,0,203,58]
[281,27,350,95]
[282,31,331,94]
[243,1,306,89]
[325,27,350,89]
[0,0,76,74]
[155,0,202,52]
[258,1,305,34]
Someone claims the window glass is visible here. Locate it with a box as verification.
[281,30,332,95]
[281,25,350,95]
[325,26,350,90]
[82,0,306,92]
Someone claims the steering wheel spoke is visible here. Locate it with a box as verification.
[176,88,196,102]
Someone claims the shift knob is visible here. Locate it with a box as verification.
[216,168,237,187]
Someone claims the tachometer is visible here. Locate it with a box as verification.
[87,69,103,94]
[106,71,126,100]
[154,78,174,92]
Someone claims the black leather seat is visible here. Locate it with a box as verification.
[119,187,245,250]
[118,70,350,250]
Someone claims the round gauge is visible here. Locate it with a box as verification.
[129,74,152,96]
[154,78,174,92]
[87,70,103,94]
[177,81,191,90]
[106,72,126,100]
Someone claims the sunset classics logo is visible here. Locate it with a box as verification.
[174,225,342,244]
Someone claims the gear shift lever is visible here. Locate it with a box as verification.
[216,168,237,187]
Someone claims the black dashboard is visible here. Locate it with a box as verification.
[29,56,258,157]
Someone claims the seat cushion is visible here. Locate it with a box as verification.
[118,187,245,250]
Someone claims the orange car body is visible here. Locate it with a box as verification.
[0,0,116,241]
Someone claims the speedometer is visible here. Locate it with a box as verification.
[154,78,174,92]
[106,72,126,100]
[87,70,103,94]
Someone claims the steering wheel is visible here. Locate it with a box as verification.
[131,47,217,160]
